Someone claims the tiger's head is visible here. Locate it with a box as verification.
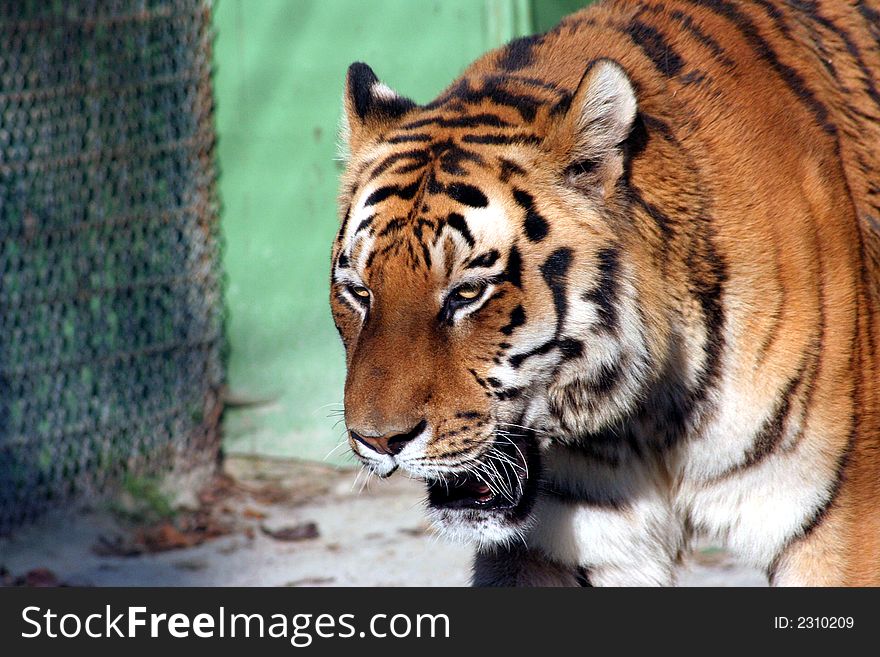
[330,59,667,545]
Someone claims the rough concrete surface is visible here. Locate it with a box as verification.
[0,456,766,587]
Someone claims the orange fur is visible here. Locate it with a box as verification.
[332,0,880,585]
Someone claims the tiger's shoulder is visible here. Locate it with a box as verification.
[439,0,880,291]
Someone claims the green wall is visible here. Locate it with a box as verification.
[214,0,590,463]
[531,0,589,31]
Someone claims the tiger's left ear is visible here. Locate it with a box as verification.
[546,59,638,197]
[340,62,418,160]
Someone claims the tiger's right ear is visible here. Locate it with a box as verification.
[545,59,638,198]
[340,62,418,160]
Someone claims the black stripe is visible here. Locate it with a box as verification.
[370,149,429,177]
[500,305,526,336]
[378,217,405,237]
[625,19,685,77]
[629,186,676,247]
[585,359,622,395]
[430,79,543,122]
[690,230,728,396]
[563,159,600,183]
[426,171,444,195]
[335,204,351,243]
[667,8,736,69]
[751,0,835,83]
[364,181,420,206]
[467,249,500,269]
[791,9,843,84]
[468,368,488,389]
[367,240,404,270]
[513,188,549,242]
[686,0,836,135]
[401,113,512,130]
[498,157,526,183]
[419,242,432,269]
[787,0,880,111]
[392,160,429,176]
[541,248,574,336]
[524,211,549,241]
[618,183,723,450]
[498,34,543,70]
[446,212,475,247]
[494,387,523,401]
[509,340,557,369]
[798,435,853,543]
[413,216,434,237]
[462,133,543,146]
[557,338,584,360]
[768,191,834,556]
[678,70,710,86]
[543,481,631,510]
[769,435,852,582]
[716,366,805,478]
[583,247,621,334]
[488,73,570,99]
[641,113,679,145]
[435,141,486,176]
[620,113,650,186]
[387,133,433,144]
[855,0,880,40]
[546,14,599,37]
[504,245,523,288]
[754,256,786,366]
[354,214,375,234]
[446,183,488,208]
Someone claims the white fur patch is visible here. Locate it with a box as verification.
[466,203,515,248]
[679,438,837,569]
[528,497,679,586]
[371,81,399,102]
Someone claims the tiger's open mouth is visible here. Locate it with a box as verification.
[426,432,534,512]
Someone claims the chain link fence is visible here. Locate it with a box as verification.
[0,0,224,534]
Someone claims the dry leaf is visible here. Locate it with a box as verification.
[260,522,320,542]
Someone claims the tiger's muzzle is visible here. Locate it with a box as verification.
[425,430,535,512]
[349,414,542,543]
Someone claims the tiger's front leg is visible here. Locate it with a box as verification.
[472,544,586,587]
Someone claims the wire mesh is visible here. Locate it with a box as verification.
[0,0,224,533]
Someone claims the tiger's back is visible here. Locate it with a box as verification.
[332,0,880,585]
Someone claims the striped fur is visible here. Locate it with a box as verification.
[331,0,880,586]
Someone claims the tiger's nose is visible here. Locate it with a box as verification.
[350,419,427,456]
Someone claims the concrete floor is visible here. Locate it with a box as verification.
[0,456,766,587]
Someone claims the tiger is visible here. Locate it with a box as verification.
[329,0,880,586]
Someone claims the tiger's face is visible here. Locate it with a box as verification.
[331,60,659,544]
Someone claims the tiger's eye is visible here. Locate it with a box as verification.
[454,283,484,300]
[350,285,370,298]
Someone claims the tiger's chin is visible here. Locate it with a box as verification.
[422,432,540,546]
[425,497,536,546]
